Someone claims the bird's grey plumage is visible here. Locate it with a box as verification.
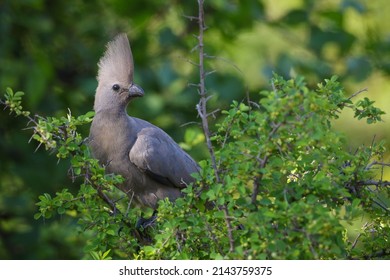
[89,34,199,209]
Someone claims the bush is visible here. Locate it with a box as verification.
[142,74,390,259]
[2,74,389,259]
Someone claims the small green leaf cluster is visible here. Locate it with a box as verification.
[31,110,95,154]
[354,97,385,124]
[3,87,30,117]
[90,249,112,260]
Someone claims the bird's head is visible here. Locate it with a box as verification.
[94,33,144,112]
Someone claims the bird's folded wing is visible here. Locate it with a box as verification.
[129,127,199,189]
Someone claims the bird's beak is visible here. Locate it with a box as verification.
[128,84,144,98]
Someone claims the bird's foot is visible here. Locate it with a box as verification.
[136,210,158,230]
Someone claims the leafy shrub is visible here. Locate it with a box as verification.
[2,74,389,259]
[141,74,389,259]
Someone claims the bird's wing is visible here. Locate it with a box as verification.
[129,126,199,189]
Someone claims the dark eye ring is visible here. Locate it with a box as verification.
[112,84,120,91]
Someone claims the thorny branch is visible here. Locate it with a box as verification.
[192,0,235,253]
[195,0,220,183]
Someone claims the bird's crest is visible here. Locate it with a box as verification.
[97,33,134,85]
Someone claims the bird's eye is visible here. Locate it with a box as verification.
[112,84,120,91]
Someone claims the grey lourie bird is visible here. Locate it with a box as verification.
[89,33,199,212]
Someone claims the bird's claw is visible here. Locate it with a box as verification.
[136,210,158,229]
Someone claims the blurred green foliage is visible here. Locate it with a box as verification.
[1,0,389,259]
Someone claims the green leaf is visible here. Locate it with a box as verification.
[57,207,66,215]
[33,213,42,220]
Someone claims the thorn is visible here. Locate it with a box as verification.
[204,95,213,103]
[34,142,43,153]
[180,121,200,127]
[249,100,260,109]
[188,83,200,88]
[179,56,199,66]
[206,70,217,76]
[191,45,199,53]
[125,191,134,218]
[206,109,220,119]
[182,14,199,21]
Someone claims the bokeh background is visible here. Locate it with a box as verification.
[1,0,389,259]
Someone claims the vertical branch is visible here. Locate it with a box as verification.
[196,0,220,183]
[195,0,234,253]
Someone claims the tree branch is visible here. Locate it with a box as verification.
[196,0,219,183]
[356,180,390,187]
[348,87,368,100]
[365,161,390,170]
[195,0,235,254]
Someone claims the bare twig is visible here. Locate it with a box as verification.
[372,199,390,213]
[179,121,201,128]
[204,54,243,75]
[351,233,362,251]
[221,205,235,253]
[366,161,390,170]
[205,70,217,76]
[125,191,135,218]
[356,180,390,187]
[178,56,199,67]
[348,87,368,100]
[85,176,117,214]
[182,14,199,21]
[188,82,201,88]
[207,109,220,119]
[351,222,371,251]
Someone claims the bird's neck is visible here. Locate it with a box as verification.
[91,107,133,139]
[94,105,128,119]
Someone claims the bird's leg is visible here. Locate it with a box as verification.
[135,210,158,229]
